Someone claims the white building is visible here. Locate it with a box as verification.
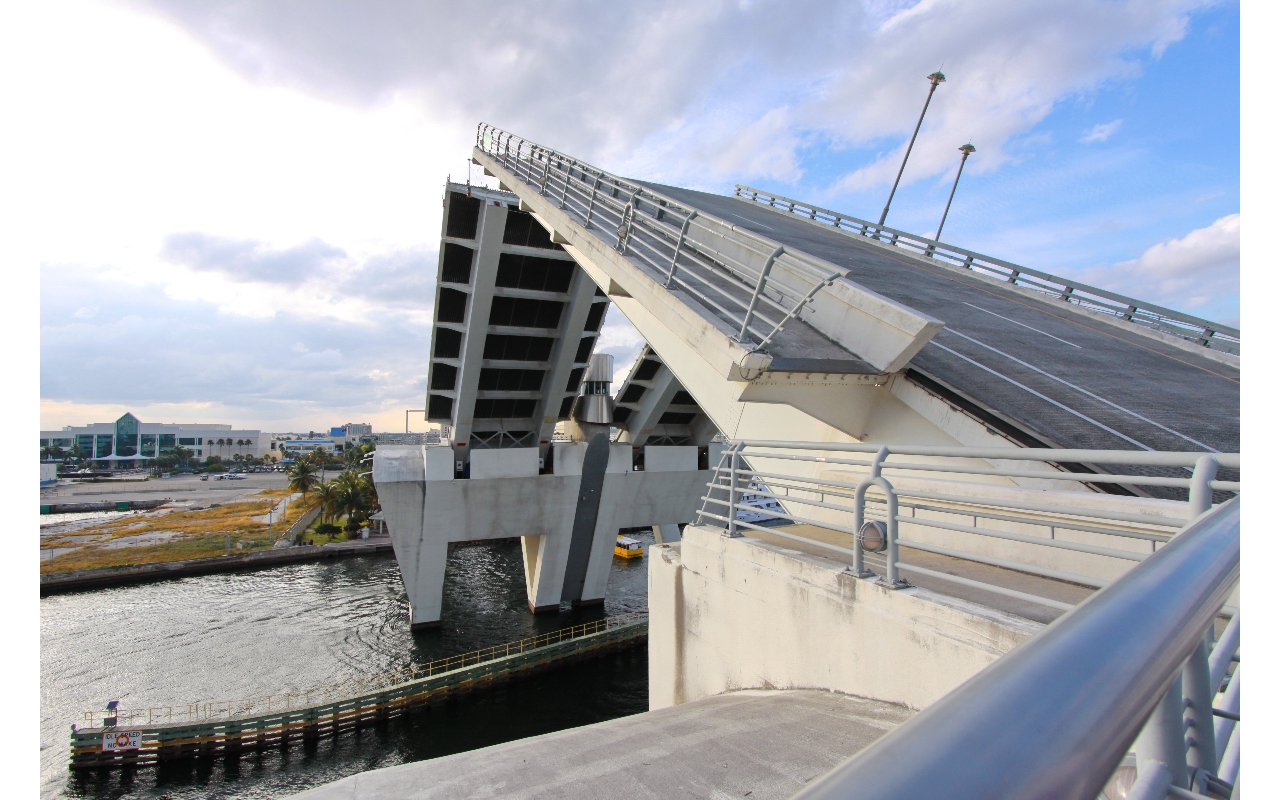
[40,412,271,469]
[276,438,338,458]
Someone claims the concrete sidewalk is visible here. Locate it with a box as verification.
[291,689,911,800]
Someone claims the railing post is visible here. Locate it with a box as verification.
[881,481,904,588]
[559,159,574,208]
[1182,631,1218,772]
[739,245,785,343]
[665,211,697,288]
[851,447,889,578]
[584,175,602,227]
[1188,456,1219,518]
[1135,674,1189,791]
[727,443,744,538]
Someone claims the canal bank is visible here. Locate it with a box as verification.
[41,538,392,595]
[42,533,653,800]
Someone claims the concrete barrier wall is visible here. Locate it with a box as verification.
[746,461,1190,585]
[649,524,1041,713]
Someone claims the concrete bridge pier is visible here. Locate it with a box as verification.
[373,444,712,628]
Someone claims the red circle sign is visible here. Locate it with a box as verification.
[115,733,131,747]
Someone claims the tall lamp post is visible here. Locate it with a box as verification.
[935,143,976,241]
[878,71,946,228]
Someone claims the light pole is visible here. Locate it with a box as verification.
[935,143,976,242]
[878,71,946,228]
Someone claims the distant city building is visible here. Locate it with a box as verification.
[40,412,270,469]
[278,438,338,457]
[331,423,373,437]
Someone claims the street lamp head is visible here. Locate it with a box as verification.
[959,143,976,155]
[928,71,946,85]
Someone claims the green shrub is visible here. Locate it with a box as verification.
[315,522,342,538]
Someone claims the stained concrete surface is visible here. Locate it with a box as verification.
[291,689,912,800]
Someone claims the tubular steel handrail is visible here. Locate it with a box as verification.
[475,124,848,353]
[82,611,647,727]
[733,185,1240,356]
[788,499,1239,800]
[695,441,1238,612]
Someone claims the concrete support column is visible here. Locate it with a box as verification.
[376,446,455,629]
[406,537,450,630]
[522,533,571,613]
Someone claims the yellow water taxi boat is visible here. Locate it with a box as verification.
[614,536,643,559]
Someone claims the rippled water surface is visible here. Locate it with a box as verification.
[41,533,653,799]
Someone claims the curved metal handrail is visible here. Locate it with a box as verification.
[790,498,1239,800]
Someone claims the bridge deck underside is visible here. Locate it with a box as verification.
[640,183,1239,458]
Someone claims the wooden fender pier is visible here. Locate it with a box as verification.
[70,612,646,769]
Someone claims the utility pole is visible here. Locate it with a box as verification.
[935,143,976,242]
[878,71,946,228]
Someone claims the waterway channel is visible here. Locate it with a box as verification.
[41,532,654,799]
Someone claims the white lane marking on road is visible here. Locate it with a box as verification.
[929,342,1155,452]
[962,302,1081,348]
[730,213,774,230]
[944,329,1219,452]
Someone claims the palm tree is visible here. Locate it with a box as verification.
[312,480,339,524]
[331,469,378,533]
[288,460,319,501]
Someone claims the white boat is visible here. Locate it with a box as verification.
[736,486,786,524]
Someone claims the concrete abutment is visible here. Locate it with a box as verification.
[648,524,1042,712]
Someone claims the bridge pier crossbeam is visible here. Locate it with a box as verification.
[374,443,714,627]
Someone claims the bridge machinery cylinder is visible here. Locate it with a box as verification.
[568,354,615,442]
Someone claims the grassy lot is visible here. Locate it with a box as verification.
[40,493,316,574]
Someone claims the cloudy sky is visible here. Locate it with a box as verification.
[22,0,1239,434]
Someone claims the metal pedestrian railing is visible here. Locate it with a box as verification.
[733,186,1240,356]
[81,611,647,728]
[475,124,852,353]
[790,498,1240,800]
[696,441,1238,613]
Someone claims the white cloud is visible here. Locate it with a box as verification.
[125,0,1205,194]
[1081,119,1124,143]
[1075,214,1239,319]
[20,0,1228,429]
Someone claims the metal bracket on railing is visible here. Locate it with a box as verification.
[615,195,638,254]
[738,245,785,343]
[665,211,697,288]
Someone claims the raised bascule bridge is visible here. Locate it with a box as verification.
[359,124,1240,800]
